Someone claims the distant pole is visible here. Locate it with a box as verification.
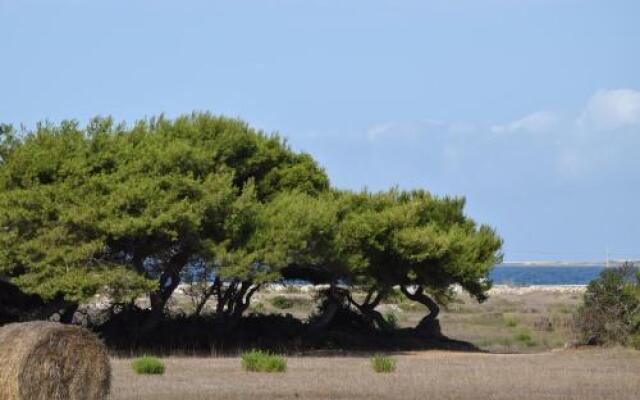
[606,246,610,268]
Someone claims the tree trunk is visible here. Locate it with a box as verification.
[400,285,442,336]
[193,279,218,316]
[231,282,260,319]
[142,252,188,333]
[215,279,238,315]
[308,285,345,333]
[347,288,391,330]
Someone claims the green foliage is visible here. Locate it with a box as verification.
[0,112,502,331]
[132,356,166,375]
[270,295,294,309]
[338,190,502,299]
[384,312,399,329]
[241,350,287,372]
[0,124,18,164]
[252,188,502,330]
[371,355,396,373]
[0,114,328,307]
[575,263,640,346]
[514,331,536,347]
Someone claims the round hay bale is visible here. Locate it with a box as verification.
[0,321,111,400]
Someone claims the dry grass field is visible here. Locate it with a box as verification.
[110,348,640,400]
[109,287,638,399]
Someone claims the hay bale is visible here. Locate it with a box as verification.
[0,321,110,400]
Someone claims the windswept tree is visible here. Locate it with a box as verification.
[0,113,329,323]
[257,189,503,334]
[338,190,503,334]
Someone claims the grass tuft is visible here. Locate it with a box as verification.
[241,350,287,373]
[515,331,537,347]
[132,356,165,375]
[504,315,519,327]
[371,354,396,373]
[384,312,399,329]
[270,296,294,309]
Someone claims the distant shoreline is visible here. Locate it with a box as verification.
[244,283,589,295]
[488,284,586,295]
[498,261,637,268]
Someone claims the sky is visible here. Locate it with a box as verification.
[1,0,639,262]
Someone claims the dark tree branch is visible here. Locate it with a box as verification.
[400,284,441,334]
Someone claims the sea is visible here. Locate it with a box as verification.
[490,265,605,286]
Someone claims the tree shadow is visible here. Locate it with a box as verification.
[99,311,482,356]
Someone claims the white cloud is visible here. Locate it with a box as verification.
[490,111,560,134]
[578,88,640,130]
[359,88,640,182]
[366,123,394,141]
[366,119,444,141]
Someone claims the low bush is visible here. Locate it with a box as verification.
[132,356,165,375]
[371,355,396,373]
[271,296,295,310]
[241,350,287,373]
[515,331,536,347]
[384,312,399,329]
[575,263,640,346]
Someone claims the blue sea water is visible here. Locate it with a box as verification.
[489,266,605,286]
[205,265,609,286]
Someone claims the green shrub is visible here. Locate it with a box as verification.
[575,263,640,346]
[132,356,165,375]
[270,295,294,310]
[514,331,537,347]
[504,316,519,328]
[384,312,399,329]
[371,355,396,373]
[241,350,287,373]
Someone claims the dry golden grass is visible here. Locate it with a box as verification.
[110,348,640,400]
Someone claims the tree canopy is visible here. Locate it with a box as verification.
[248,189,502,331]
[0,113,329,318]
[0,112,502,335]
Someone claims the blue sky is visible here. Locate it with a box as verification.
[1,0,639,262]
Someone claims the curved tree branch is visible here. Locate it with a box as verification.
[400,284,440,329]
